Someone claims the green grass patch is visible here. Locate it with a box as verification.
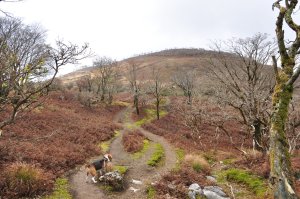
[99,130,120,153]
[147,143,164,167]
[192,163,202,173]
[135,109,167,126]
[113,165,128,175]
[174,148,185,171]
[132,139,151,159]
[44,178,72,199]
[218,168,267,197]
[222,158,236,165]
[99,141,110,153]
[146,186,156,199]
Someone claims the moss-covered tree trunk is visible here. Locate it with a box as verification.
[271,1,300,197]
[269,70,297,198]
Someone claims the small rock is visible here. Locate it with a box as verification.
[132,179,143,185]
[203,186,230,199]
[206,176,217,183]
[129,187,140,193]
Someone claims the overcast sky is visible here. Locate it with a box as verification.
[0,0,292,74]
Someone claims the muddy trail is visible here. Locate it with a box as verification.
[69,106,177,199]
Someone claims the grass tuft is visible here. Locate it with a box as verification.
[218,168,267,197]
[132,139,151,159]
[147,186,156,199]
[44,178,72,199]
[113,165,128,175]
[99,130,120,153]
[192,163,202,173]
[184,154,210,174]
[147,143,164,167]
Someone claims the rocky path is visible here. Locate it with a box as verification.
[69,105,177,199]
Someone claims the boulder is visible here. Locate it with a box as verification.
[203,186,230,199]
[188,183,203,199]
[99,171,124,191]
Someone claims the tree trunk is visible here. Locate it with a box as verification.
[134,93,139,115]
[108,91,113,105]
[156,99,160,120]
[101,93,105,101]
[269,72,298,199]
[101,86,105,101]
[253,120,263,151]
[187,91,192,105]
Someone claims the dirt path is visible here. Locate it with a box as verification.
[69,106,177,199]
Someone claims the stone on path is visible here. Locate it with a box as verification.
[129,187,140,193]
[131,179,143,185]
[99,171,124,191]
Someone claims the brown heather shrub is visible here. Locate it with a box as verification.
[122,130,145,153]
[0,91,122,198]
[153,167,207,198]
[2,162,53,198]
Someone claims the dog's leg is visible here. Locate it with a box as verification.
[86,172,89,183]
[92,176,97,183]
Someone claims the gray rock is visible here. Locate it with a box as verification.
[188,183,203,199]
[189,183,201,191]
[206,176,217,183]
[203,186,230,199]
[99,171,124,191]
[204,186,227,197]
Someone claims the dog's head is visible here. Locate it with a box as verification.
[103,153,112,162]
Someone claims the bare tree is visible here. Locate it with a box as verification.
[172,69,196,105]
[0,17,90,134]
[182,99,248,154]
[0,0,23,16]
[126,60,141,115]
[76,75,93,93]
[207,33,276,151]
[269,1,300,198]
[148,67,167,120]
[93,56,117,102]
